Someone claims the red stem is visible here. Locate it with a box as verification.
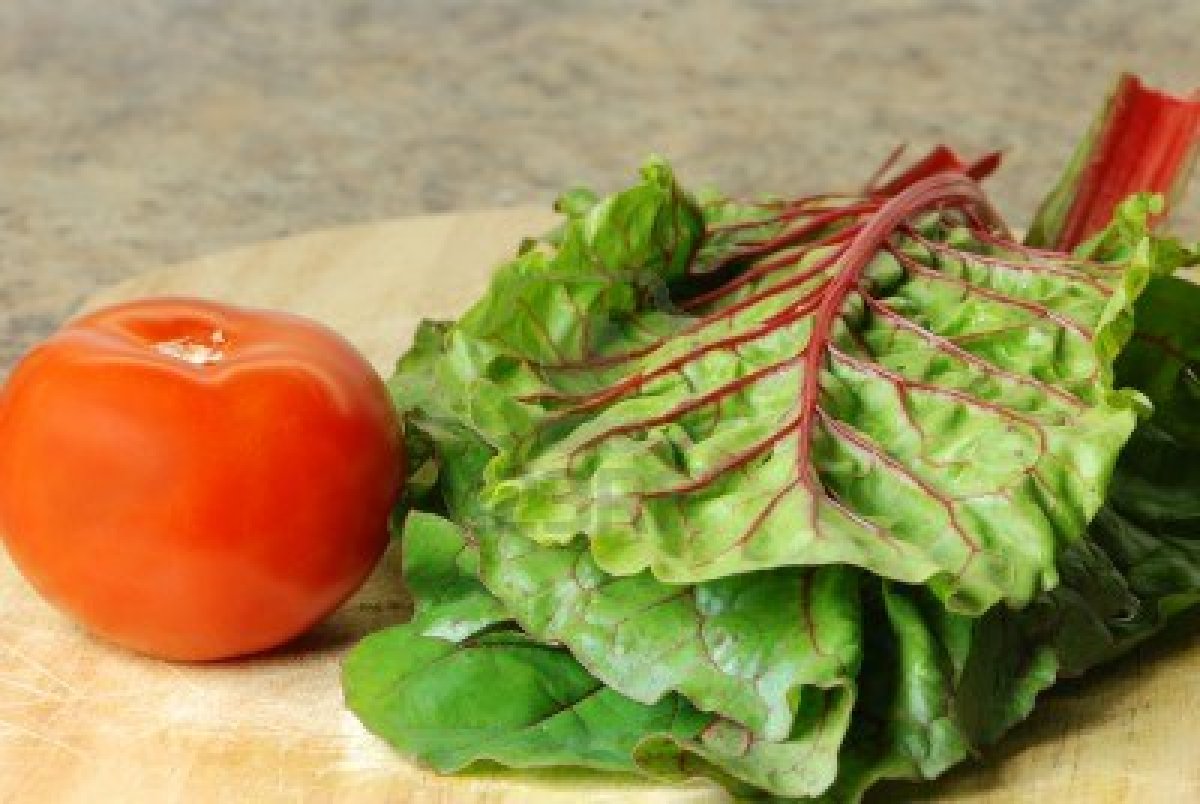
[688,201,881,278]
[1056,74,1200,251]
[792,174,1007,485]
[681,226,857,311]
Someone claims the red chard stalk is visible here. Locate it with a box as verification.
[1028,73,1200,251]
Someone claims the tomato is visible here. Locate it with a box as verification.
[0,298,403,661]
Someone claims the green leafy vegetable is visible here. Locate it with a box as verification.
[345,512,710,776]
[398,160,1151,618]
[345,76,1200,803]
[1047,274,1200,671]
[346,511,855,798]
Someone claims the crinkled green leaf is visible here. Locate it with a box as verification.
[407,425,862,748]
[395,159,1159,617]
[1078,193,1198,277]
[344,512,709,775]
[477,520,860,742]
[1114,274,1200,444]
[638,686,857,799]
[977,276,1200,688]
[384,508,862,750]
[829,275,1200,798]
[346,511,857,798]
[432,499,861,794]
[822,584,1059,802]
[400,511,509,642]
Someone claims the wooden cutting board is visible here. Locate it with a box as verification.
[1,209,1198,803]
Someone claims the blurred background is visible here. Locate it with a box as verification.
[2,0,1198,371]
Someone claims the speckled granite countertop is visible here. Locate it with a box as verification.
[2,0,1198,372]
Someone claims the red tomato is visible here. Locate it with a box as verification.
[0,298,403,661]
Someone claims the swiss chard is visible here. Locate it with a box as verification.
[345,74,1200,803]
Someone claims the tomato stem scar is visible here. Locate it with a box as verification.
[154,330,226,366]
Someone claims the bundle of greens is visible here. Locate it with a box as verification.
[343,74,1200,801]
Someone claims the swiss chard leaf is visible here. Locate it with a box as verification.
[347,511,858,799]
[345,626,711,776]
[829,274,1200,799]
[397,363,865,751]
[355,511,1072,801]
[400,511,509,642]
[395,159,1161,617]
[477,521,860,743]
[343,511,710,776]
[824,584,1060,802]
[1039,274,1200,672]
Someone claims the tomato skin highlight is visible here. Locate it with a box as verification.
[0,298,403,661]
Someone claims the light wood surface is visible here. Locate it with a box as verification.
[1,209,1198,803]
